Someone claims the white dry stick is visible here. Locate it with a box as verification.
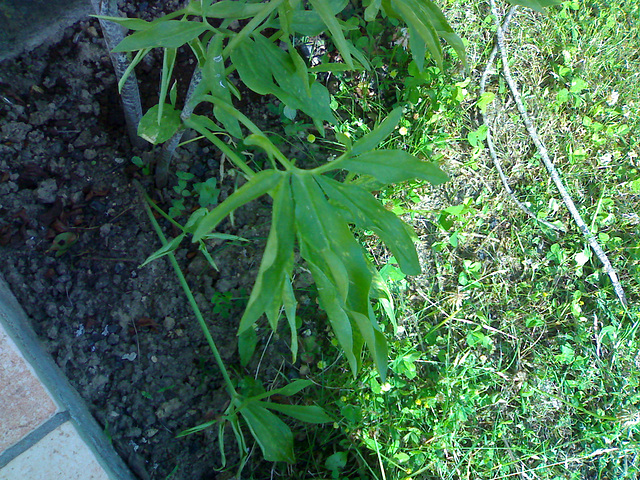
[479,6,564,233]
[488,0,627,306]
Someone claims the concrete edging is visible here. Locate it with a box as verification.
[0,275,137,480]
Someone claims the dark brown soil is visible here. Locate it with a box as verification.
[0,3,312,479]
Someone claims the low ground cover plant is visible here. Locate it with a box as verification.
[93,0,639,476]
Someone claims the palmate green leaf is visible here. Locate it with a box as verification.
[191,169,285,241]
[239,177,295,333]
[240,401,295,463]
[316,176,421,275]
[137,104,181,144]
[340,150,449,185]
[308,0,354,69]
[112,20,208,52]
[262,402,333,423]
[292,174,349,300]
[351,107,403,156]
[301,244,358,375]
[506,0,561,14]
[293,173,389,377]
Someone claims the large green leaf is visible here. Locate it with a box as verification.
[300,244,358,375]
[340,150,448,185]
[289,0,349,36]
[351,107,403,156]
[137,104,181,144]
[113,20,208,52]
[282,275,299,362]
[292,174,349,300]
[317,176,421,275]
[191,170,285,241]
[392,0,442,69]
[309,0,354,68]
[230,37,277,95]
[262,402,333,423]
[204,0,266,19]
[416,0,467,68]
[239,177,295,333]
[240,401,295,463]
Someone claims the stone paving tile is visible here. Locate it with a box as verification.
[0,323,58,454]
[0,421,110,480]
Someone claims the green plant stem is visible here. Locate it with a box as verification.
[135,181,238,398]
[183,117,256,178]
[309,151,351,175]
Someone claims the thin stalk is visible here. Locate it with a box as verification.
[135,181,237,397]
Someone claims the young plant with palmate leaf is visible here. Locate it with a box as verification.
[93,0,559,471]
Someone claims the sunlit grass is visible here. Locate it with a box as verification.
[285,1,640,479]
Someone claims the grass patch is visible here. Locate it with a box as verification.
[275,1,640,479]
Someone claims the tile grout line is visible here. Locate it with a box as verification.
[0,411,71,469]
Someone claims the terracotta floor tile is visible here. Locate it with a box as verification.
[0,421,110,480]
[0,324,58,454]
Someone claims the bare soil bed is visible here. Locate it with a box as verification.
[0,3,300,478]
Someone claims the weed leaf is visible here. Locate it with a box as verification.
[262,402,333,423]
[240,401,295,463]
[138,104,181,144]
[141,233,185,267]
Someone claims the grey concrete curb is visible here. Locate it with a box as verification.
[0,0,91,62]
[0,275,137,480]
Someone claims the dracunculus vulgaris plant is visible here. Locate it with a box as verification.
[91,0,558,469]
